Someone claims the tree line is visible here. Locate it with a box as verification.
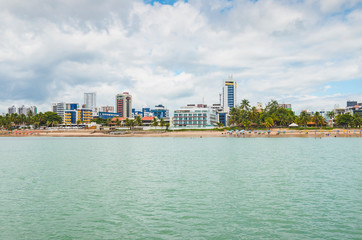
[0,111,62,129]
[229,99,362,128]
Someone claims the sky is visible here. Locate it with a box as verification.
[0,0,362,114]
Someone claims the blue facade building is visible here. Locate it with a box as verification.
[98,112,121,119]
[218,112,227,126]
[222,77,237,112]
[151,104,169,119]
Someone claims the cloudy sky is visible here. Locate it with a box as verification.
[1,0,362,114]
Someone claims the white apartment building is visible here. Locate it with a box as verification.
[173,104,217,128]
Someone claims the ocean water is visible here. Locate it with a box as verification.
[0,137,361,240]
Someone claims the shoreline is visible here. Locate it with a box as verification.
[1,129,361,138]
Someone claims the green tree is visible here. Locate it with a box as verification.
[298,111,311,127]
[159,118,165,127]
[265,117,274,129]
[135,115,142,126]
[240,99,251,111]
[151,117,159,127]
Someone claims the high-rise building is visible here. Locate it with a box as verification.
[84,93,96,109]
[222,76,237,112]
[8,105,17,114]
[26,106,38,115]
[115,92,132,118]
[18,105,27,115]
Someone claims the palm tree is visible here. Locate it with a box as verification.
[299,111,310,127]
[352,113,361,128]
[159,118,165,127]
[115,118,121,127]
[240,99,251,111]
[265,117,274,129]
[165,122,170,131]
[151,117,159,127]
[135,115,142,126]
[313,112,325,128]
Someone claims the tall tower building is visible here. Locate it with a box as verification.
[222,76,237,112]
[8,105,17,114]
[84,93,96,109]
[115,92,132,118]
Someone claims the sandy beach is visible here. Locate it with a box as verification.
[1,129,361,138]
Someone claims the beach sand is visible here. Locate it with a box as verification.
[1,129,361,138]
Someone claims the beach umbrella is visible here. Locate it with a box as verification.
[289,123,298,127]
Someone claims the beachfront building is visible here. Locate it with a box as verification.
[116,92,132,118]
[77,108,93,124]
[8,105,17,114]
[222,76,237,113]
[132,107,153,118]
[64,110,77,125]
[211,103,228,126]
[173,104,217,128]
[151,104,169,119]
[52,102,80,121]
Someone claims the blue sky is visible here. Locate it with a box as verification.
[144,0,187,5]
[0,0,361,113]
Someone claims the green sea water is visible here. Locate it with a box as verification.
[0,137,361,239]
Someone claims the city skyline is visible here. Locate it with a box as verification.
[0,0,361,114]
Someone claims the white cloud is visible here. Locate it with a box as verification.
[0,0,361,114]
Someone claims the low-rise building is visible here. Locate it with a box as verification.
[98,112,121,119]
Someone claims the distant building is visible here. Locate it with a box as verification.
[52,103,65,120]
[151,104,169,119]
[256,102,263,112]
[18,105,27,115]
[115,92,132,118]
[8,105,17,114]
[173,104,217,128]
[279,104,292,111]
[100,105,114,113]
[222,76,237,112]
[98,112,121,119]
[26,106,37,115]
[66,103,78,110]
[53,103,79,121]
[347,100,357,107]
[84,93,96,109]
